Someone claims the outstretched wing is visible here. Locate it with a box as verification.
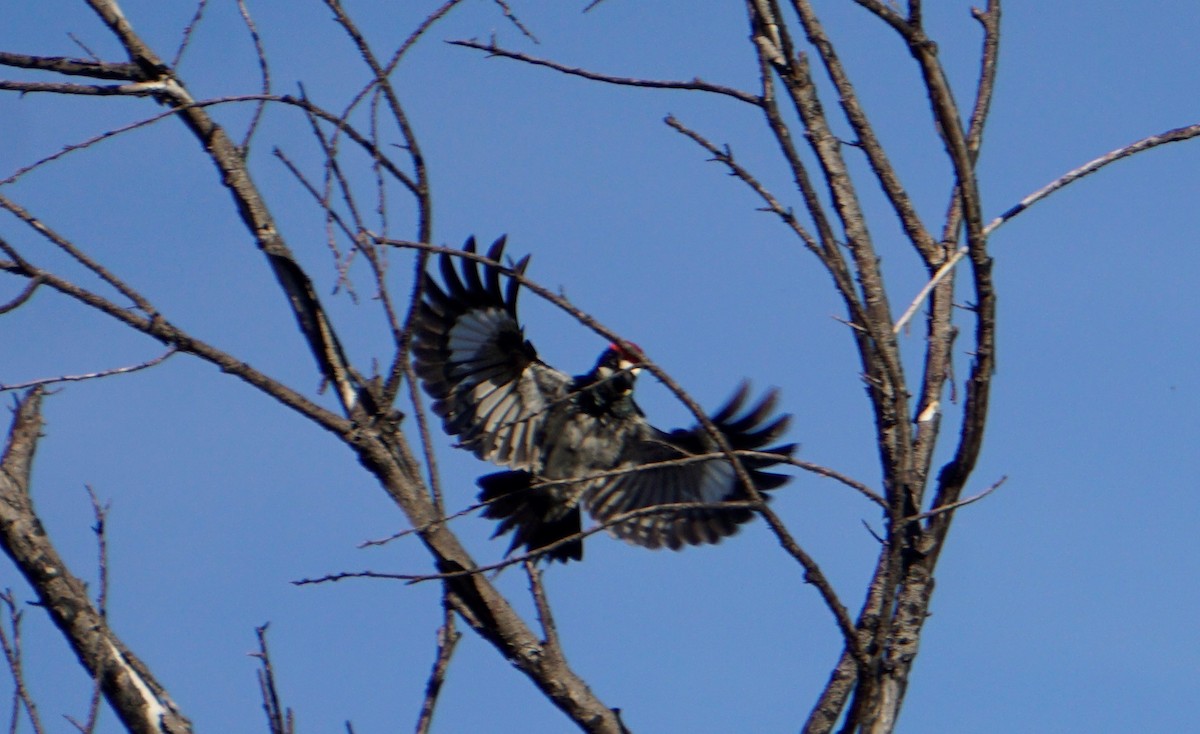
[412,236,571,471]
[585,384,795,550]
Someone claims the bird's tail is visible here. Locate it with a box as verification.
[476,471,583,563]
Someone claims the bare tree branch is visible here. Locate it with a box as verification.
[414,600,460,734]
[785,0,939,261]
[358,448,881,557]
[3,4,1189,733]
[298,500,773,586]
[907,475,1006,522]
[0,79,165,96]
[3,4,630,725]
[664,115,823,258]
[0,349,177,392]
[896,121,1200,336]
[78,486,111,734]
[449,38,763,106]
[0,277,41,315]
[253,624,295,734]
[751,8,915,516]
[0,243,351,437]
[233,0,271,152]
[0,51,143,80]
[0,388,193,733]
[0,193,157,316]
[170,0,210,68]
[0,590,44,734]
[987,122,1200,235]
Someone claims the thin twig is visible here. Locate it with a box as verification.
[414,599,459,734]
[850,0,911,37]
[0,250,351,437]
[0,277,41,314]
[298,500,772,586]
[404,359,446,513]
[234,0,270,152]
[323,0,431,240]
[892,253,961,335]
[0,93,418,194]
[358,447,817,548]
[329,0,466,134]
[272,145,355,247]
[394,1,466,66]
[0,193,159,316]
[82,486,111,733]
[490,0,539,43]
[664,115,823,258]
[525,562,561,653]
[0,591,44,734]
[172,0,210,68]
[906,475,1006,522]
[66,33,102,63]
[252,624,294,734]
[1,108,180,186]
[368,88,389,239]
[449,38,763,106]
[0,349,178,392]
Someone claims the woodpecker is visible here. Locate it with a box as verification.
[412,236,796,562]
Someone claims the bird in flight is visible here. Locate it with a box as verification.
[412,237,795,562]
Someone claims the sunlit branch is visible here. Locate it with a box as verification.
[895,121,1200,335]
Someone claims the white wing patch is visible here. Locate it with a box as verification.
[696,460,736,503]
[447,308,510,365]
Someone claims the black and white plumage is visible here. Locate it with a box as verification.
[412,236,796,562]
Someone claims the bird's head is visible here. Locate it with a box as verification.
[593,341,645,390]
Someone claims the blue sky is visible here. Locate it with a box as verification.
[2,2,1198,732]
